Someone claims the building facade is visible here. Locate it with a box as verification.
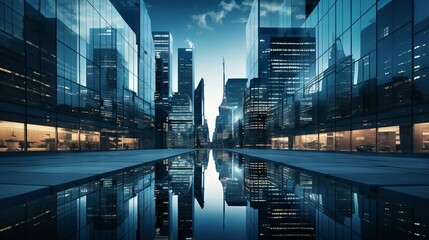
[253,0,429,154]
[178,48,195,106]
[245,12,316,148]
[153,32,173,148]
[214,78,247,148]
[194,78,210,148]
[0,0,155,152]
[153,32,173,101]
[167,93,194,148]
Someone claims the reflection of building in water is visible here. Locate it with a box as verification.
[217,151,246,206]
[194,150,209,208]
[0,162,156,239]
[88,165,155,239]
[169,154,195,240]
[244,158,315,239]
[155,159,172,239]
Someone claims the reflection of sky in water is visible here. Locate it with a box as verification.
[194,150,246,240]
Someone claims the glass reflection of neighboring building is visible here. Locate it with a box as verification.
[245,0,316,148]
[0,0,155,152]
[243,157,315,239]
[244,0,429,154]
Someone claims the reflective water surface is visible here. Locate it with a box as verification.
[0,150,428,239]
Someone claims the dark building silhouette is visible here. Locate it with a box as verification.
[194,78,210,148]
[178,48,195,106]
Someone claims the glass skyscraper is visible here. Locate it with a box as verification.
[0,0,155,152]
[153,31,173,148]
[167,93,194,148]
[178,48,195,106]
[245,0,429,154]
[153,31,173,101]
[245,1,317,148]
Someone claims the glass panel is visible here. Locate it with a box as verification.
[414,28,429,72]
[413,122,429,153]
[57,127,79,151]
[352,128,376,152]
[335,131,351,151]
[293,135,304,150]
[377,126,400,152]
[413,68,429,105]
[414,0,429,32]
[302,134,319,150]
[271,137,288,150]
[27,124,56,151]
[0,120,25,152]
[319,132,335,151]
[79,130,100,150]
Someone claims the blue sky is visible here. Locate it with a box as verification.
[145,0,254,137]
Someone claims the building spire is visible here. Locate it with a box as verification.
[222,58,226,100]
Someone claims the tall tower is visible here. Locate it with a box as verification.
[178,48,195,106]
[153,32,173,100]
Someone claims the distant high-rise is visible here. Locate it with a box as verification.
[194,79,210,148]
[194,78,205,128]
[153,32,173,100]
[178,48,195,105]
[225,78,247,121]
[245,25,316,148]
[153,32,173,148]
[167,93,194,148]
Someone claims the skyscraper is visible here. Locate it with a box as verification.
[153,32,173,100]
[245,23,316,148]
[153,32,173,148]
[194,78,205,128]
[178,48,195,106]
[257,0,429,154]
[0,0,155,151]
[167,93,194,148]
[194,79,210,148]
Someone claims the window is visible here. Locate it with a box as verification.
[0,120,24,152]
[336,131,351,151]
[414,123,429,153]
[27,124,56,151]
[414,0,429,32]
[377,126,400,152]
[352,128,376,152]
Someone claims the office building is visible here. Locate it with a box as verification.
[245,14,316,148]
[178,48,195,105]
[194,78,210,148]
[214,77,247,148]
[167,93,194,148]
[0,0,155,152]
[262,0,429,154]
[153,32,173,101]
[153,32,173,148]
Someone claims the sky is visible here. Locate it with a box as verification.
[145,0,254,138]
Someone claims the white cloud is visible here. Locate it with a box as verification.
[208,10,226,23]
[220,0,240,12]
[185,39,194,49]
[232,17,248,24]
[191,0,240,30]
[191,14,213,30]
